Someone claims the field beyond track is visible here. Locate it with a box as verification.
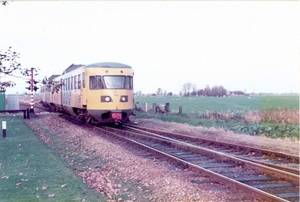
[134,95,299,113]
[134,95,299,140]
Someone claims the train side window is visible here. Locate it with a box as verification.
[130,76,133,89]
[125,76,133,89]
[71,76,73,90]
[78,74,81,89]
[68,78,70,90]
[82,72,86,88]
[74,76,77,89]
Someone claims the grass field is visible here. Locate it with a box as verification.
[134,95,299,140]
[134,95,299,113]
[0,116,105,202]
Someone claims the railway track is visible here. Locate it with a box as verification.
[33,112,299,201]
[124,124,299,175]
[96,125,299,202]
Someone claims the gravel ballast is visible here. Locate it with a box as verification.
[24,113,299,201]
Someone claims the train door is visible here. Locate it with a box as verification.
[68,77,71,105]
[60,79,63,105]
[80,71,86,107]
[62,78,66,105]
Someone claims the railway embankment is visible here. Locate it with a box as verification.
[22,113,260,202]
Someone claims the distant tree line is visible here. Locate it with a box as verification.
[134,88,173,97]
[134,83,228,97]
[181,83,227,97]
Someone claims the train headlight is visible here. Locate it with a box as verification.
[101,96,112,102]
[120,95,128,102]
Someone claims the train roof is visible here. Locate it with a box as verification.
[48,74,60,81]
[62,64,85,74]
[61,62,132,75]
[83,62,132,68]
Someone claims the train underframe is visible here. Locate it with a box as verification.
[40,101,132,124]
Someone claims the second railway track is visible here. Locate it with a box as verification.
[96,124,299,202]
[124,124,299,175]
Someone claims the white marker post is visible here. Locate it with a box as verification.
[2,121,6,138]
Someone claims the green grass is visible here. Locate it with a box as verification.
[133,95,299,140]
[134,95,299,113]
[0,116,105,202]
[133,111,299,140]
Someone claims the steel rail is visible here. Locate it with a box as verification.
[124,124,299,175]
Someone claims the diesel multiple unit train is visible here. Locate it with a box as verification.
[40,62,134,124]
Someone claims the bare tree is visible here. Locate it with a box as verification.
[182,82,193,96]
[186,82,192,94]
[197,89,204,96]
[203,84,210,96]
[156,88,163,96]
[191,84,197,96]
[0,47,40,91]
[0,47,21,91]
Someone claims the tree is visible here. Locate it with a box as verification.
[0,47,22,91]
[156,88,163,96]
[203,85,210,96]
[0,47,39,91]
[197,89,204,96]
[191,84,197,96]
[182,82,192,96]
[167,92,173,96]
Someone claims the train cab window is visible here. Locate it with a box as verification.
[82,72,86,88]
[90,76,104,90]
[103,76,130,89]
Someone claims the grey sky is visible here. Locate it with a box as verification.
[1,2,299,94]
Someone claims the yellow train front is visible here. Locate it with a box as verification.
[40,62,134,124]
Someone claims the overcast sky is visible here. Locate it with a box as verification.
[0,1,299,94]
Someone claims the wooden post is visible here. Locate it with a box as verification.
[230,111,234,118]
[206,109,210,118]
[178,106,182,114]
[165,103,170,113]
[2,121,6,138]
[153,103,156,113]
[144,102,148,112]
